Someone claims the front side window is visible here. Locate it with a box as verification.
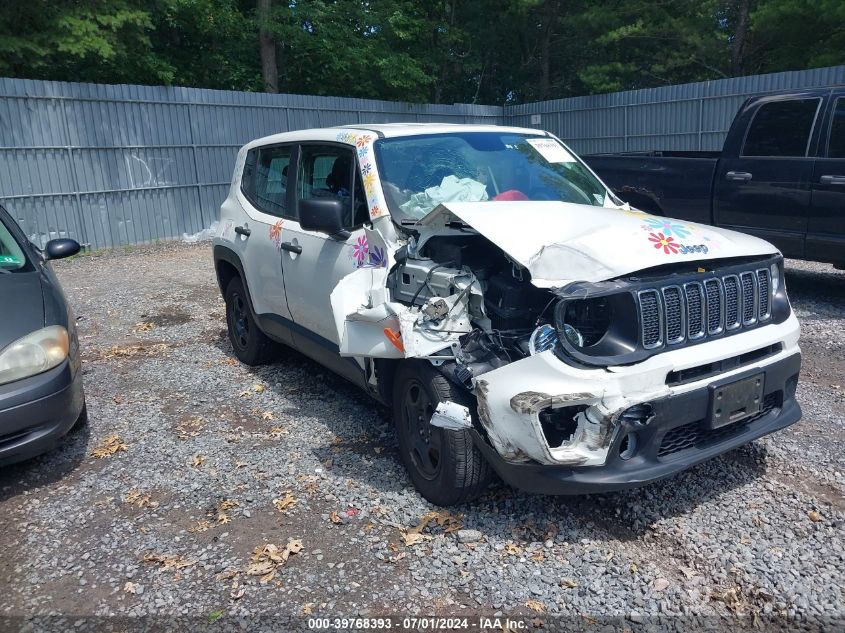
[742,98,820,157]
[373,133,608,221]
[296,145,368,229]
[0,215,27,272]
[828,97,845,158]
[242,146,292,217]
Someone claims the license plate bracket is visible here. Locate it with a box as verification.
[707,372,765,429]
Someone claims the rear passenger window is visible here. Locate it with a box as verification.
[828,98,845,158]
[742,98,820,157]
[242,146,292,217]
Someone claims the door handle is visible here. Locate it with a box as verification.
[234,225,251,237]
[726,171,753,182]
[820,174,845,186]
[280,242,302,254]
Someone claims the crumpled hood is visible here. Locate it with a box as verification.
[420,201,779,288]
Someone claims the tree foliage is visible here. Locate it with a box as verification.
[0,0,841,104]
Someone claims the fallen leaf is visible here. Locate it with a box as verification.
[525,599,546,613]
[253,384,265,393]
[329,511,343,524]
[188,520,214,533]
[808,510,822,523]
[399,530,432,547]
[389,552,407,563]
[190,454,206,468]
[301,603,314,616]
[124,489,157,509]
[175,417,206,440]
[530,551,545,562]
[235,461,248,469]
[112,395,124,404]
[208,609,225,622]
[133,321,155,332]
[142,552,196,572]
[269,426,288,438]
[230,586,246,600]
[345,508,360,517]
[247,539,303,578]
[216,499,239,524]
[91,434,128,458]
[261,411,274,420]
[560,578,578,589]
[273,492,296,513]
[504,543,522,555]
[123,581,139,594]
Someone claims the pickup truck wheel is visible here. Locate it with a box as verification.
[392,361,492,506]
[225,277,280,366]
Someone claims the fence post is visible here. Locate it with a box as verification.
[623,103,629,152]
[188,102,204,234]
[698,98,704,150]
[58,98,88,249]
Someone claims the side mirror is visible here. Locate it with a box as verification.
[298,198,348,237]
[44,238,81,260]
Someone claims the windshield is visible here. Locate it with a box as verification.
[373,132,609,221]
[0,215,27,273]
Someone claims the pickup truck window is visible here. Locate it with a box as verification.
[742,98,821,157]
[242,146,292,218]
[828,98,845,158]
[374,132,608,221]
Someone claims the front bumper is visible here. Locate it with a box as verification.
[0,359,85,466]
[471,315,802,494]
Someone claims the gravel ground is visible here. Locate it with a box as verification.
[0,244,842,631]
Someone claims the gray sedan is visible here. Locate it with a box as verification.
[0,204,85,465]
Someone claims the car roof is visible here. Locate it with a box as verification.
[245,123,551,148]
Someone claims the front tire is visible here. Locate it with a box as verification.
[224,276,280,366]
[392,361,492,505]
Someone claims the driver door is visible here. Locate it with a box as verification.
[281,143,370,384]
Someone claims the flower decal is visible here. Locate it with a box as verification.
[367,245,386,268]
[649,232,679,254]
[643,218,691,238]
[355,134,372,148]
[352,235,368,264]
[369,205,381,218]
[361,163,372,176]
[336,132,357,144]
[268,219,283,250]
[357,146,369,159]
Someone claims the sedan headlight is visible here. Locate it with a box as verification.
[0,326,69,385]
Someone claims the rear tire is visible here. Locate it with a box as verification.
[225,276,280,366]
[392,361,492,505]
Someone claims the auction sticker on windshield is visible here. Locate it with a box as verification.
[526,138,575,163]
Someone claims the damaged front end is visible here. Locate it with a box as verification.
[330,200,801,491]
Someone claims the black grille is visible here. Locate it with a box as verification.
[758,269,770,317]
[639,268,772,349]
[685,283,704,339]
[724,275,739,329]
[639,290,661,348]
[704,279,722,334]
[663,287,683,343]
[658,392,780,458]
[741,272,756,324]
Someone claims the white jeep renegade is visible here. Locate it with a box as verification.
[213,124,801,505]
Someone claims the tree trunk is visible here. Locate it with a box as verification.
[257,0,278,93]
[730,0,752,76]
[539,0,561,101]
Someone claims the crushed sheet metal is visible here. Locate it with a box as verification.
[429,401,472,431]
[510,391,595,415]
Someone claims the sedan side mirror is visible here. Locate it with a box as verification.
[44,238,81,260]
[298,198,349,238]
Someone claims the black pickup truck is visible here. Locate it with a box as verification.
[583,88,845,268]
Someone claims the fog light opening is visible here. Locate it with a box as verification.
[619,432,638,460]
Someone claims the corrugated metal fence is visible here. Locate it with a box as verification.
[1,65,844,248]
[507,65,845,154]
[0,78,499,249]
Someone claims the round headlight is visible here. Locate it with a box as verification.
[556,297,612,348]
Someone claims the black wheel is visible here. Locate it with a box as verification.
[70,402,88,433]
[392,361,492,505]
[224,276,280,366]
